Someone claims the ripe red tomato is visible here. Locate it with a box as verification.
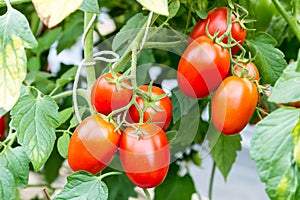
[127,85,172,130]
[119,124,170,188]
[68,115,120,174]
[177,36,230,98]
[232,61,260,81]
[0,115,6,141]
[212,76,258,135]
[91,72,132,115]
[189,7,246,54]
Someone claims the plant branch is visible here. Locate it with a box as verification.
[52,89,87,101]
[208,161,216,200]
[272,0,300,41]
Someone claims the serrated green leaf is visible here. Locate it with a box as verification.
[57,133,70,158]
[0,6,37,113]
[293,118,300,166]
[209,132,242,180]
[0,147,30,188]
[112,13,147,55]
[56,66,78,87]
[247,32,287,85]
[79,0,99,13]
[269,61,300,104]
[0,165,17,200]
[136,0,169,16]
[168,0,180,18]
[55,171,108,200]
[57,12,84,53]
[11,95,59,171]
[154,164,196,200]
[104,170,137,200]
[250,107,300,199]
[58,107,74,126]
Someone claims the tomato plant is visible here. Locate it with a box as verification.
[212,76,258,135]
[90,72,132,115]
[189,7,246,54]
[68,115,120,174]
[119,123,170,188]
[127,85,172,130]
[177,36,230,98]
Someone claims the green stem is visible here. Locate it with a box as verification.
[272,0,300,41]
[83,12,96,100]
[99,171,123,180]
[208,162,216,200]
[114,14,158,72]
[143,40,187,49]
[143,188,151,200]
[0,132,17,156]
[52,89,87,101]
[184,0,192,35]
[296,49,300,72]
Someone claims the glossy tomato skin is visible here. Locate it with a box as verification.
[189,7,246,54]
[119,124,170,188]
[212,76,258,135]
[68,115,120,174]
[128,85,172,130]
[0,115,6,141]
[232,61,260,81]
[91,72,132,115]
[177,36,230,98]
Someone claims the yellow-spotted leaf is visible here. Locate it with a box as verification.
[32,0,83,28]
[0,6,37,116]
[136,0,169,16]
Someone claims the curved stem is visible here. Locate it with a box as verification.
[184,0,192,35]
[99,171,123,180]
[52,89,87,101]
[208,161,216,200]
[272,0,300,41]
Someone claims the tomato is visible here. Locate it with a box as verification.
[189,7,246,54]
[232,61,260,81]
[68,115,120,174]
[119,124,170,188]
[212,76,258,135]
[0,115,6,141]
[127,85,172,130]
[91,72,132,115]
[177,36,230,98]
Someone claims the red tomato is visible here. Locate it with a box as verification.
[68,115,120,174]
[232,61,260,81]
[212,76,258,135]
[119,124,170,188]
[177,36,230,98]
[0,115,6,141]
[91,72,132,115]
[127,85,172,130]
[189,7,246,54]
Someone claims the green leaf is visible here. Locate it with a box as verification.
[30,27,62,55]
[0,147,30,188]
[56,66,78,88]
[55,171,108,200]
[57,12,84,53]
[57,132,70,158]
[11,95,59,171]
[58,107,74,126]
[112,13,147,55]
[269,61,300,104]
[0,0,31,7]
[0,165,17,200]
[154,164,196,200]
[104,171,137,200]
[209,132,242,180]
[246,32,287,85]
[168,0,180,18]
[250,107,300,199]
[0,6,37,113]
[79,0,100,13]
[136,0,169,16]
[166,130,178,143]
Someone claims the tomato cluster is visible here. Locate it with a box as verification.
[178,7,259,135]
[68,72,172,188]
